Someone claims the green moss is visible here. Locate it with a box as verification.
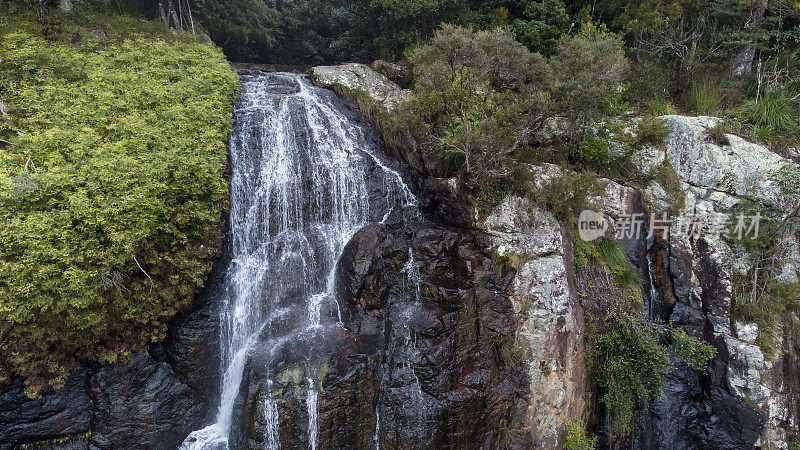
[0,6,238,392]
[279,367,304,396]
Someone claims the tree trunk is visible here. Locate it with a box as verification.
[730,0,768,77]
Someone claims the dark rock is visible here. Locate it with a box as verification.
[88,353,206,449]
[231,219,526,449]
[0,370,91,450]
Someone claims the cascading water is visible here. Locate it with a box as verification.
[181,72,416,449]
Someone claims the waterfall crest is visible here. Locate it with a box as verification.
[181,72,415,449]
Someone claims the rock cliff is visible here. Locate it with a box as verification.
[1,65,797,449]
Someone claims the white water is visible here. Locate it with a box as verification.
[263,380,279,450]
[645,238,659,320]
[181,73,416,449]
[306,378,319,450]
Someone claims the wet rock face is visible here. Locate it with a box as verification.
[635,123,800,447]
[635,353,766,450]
[229,218,529,449]
[0,252,225,450]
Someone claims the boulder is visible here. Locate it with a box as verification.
[311,63,411,112]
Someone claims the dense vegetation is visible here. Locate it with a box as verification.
[0,3,238,393]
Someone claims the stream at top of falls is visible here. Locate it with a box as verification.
[181,72,417,450]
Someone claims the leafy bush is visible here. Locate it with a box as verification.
[636,117,671,146]
[533,171,606,222]
[550,23,629,125]
[564,420,597,450]
[587,315,715,441]
[651,161,686,214]
[407,24,551,182]
[671,328,717,373]
[641,98,676,117]
[0,10,238,392]
[572,135,615,171]
[511,0,569,56]
[587,317,672,441]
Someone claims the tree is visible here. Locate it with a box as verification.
[408,24,551,180]
[158,0,195,32]
[511,0,570,55]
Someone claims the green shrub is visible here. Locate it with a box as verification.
[551,23,629,125]
[573,135,615,171]
[704,121,731,146]
[564,420,597,450]
[587,317,672,441]
[636,117,671,146]
[587,315,713,442]
[671,328,717,373]
[534,171,606,222]
[651,161,686,214]
[476,178,511,219]
[745,92,798,138]
[641,98,676,117]
[682,80,723,114]
[0,10,238,392]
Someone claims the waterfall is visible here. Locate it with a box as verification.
[646,238,659,320]
[181,72,416,449]
[263,380,279,450]
[306,378,319,450]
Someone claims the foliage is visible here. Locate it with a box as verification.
[641,98,676,117]
[705,121,731,145]
[734,274,800,360]
[651,161,686,214]
[476,178,510,219]
[577,233,715,442]
[533,171,606,222]
[510,0,570,56]
[744,91,799,141]
[587,316,672,441]
[671,328,717,373]
[575,236,642,291]
[550,23,630,125]
[0,6,238,392]
[636,117,671,146]
[564,420,597,450]
[682,79,724,115]
[408,24,551,182]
